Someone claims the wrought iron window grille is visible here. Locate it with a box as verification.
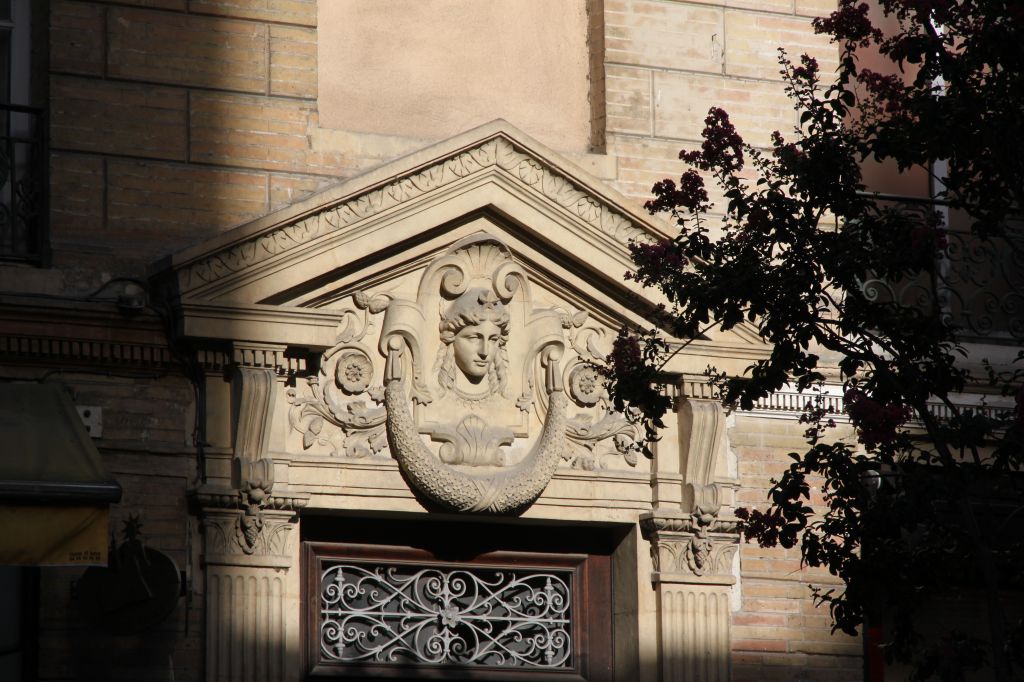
[304,531,615,682]
[855,193,1024,342]
[318,560,574,670]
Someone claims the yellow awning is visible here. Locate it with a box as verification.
[0,505,110,565]
[0,384,121,566]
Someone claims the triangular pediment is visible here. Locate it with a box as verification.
[154,120,767,370]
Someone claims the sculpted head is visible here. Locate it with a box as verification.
[437,288,510,393]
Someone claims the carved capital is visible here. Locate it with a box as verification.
[646,510,738,681]
[657,582,733,682]
[194,485,307,568]
[641,511,739,586]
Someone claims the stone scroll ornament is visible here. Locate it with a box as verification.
[379,235,569,514]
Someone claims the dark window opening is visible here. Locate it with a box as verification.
[0,0,47,265]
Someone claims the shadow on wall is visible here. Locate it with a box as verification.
[50,510,866,681]
[47,0,339,290]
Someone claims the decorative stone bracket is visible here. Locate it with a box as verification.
[646,391,741,681]
[192,360,310,682]
[190,358,312,565]
[679,398,728,522]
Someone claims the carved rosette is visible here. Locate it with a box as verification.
[559,313,641,471]
[286,291,391,459]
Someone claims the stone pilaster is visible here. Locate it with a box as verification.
[196,488,307,682]
[642,512,739,682]
[197,358,308,682]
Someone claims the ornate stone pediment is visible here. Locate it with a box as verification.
[158,121,659,306]
[157,121,762,359]
[156,121,767,513]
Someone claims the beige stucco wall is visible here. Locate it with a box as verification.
[318,0,594,153]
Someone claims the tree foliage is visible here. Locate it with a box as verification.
[608,1,1024,679]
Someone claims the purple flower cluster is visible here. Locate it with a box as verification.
[681,107,745,173]
[645,170,710,215]
[791,54,820,81]
[844,389,912,449]
[813,0,882,46]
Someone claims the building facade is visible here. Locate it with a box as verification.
[0,1,920,680]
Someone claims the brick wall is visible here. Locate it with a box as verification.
[729,415,862,681]
[48,0,337,287]
[603,0,839,209]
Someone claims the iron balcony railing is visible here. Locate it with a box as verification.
[0,103,48,265]
[857,193,1024,342]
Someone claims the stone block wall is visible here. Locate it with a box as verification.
[47,0,336,289]
[42,0,842,284]
[40,0,842,291]
[602,0,839,212]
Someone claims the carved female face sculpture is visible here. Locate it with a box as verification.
[452,320,502,382]
[437,288,510,395]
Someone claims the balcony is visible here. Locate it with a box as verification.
[0,103,47,265]
[859,194,1024,342]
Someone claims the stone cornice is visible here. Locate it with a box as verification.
[0,333,173,369]
[0,296,173,369]
[0,299,328,376]
[157,122,665,298]
[177,301,345,348]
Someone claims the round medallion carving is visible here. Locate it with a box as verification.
[335,351,373,394]
[568,364,605,406]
